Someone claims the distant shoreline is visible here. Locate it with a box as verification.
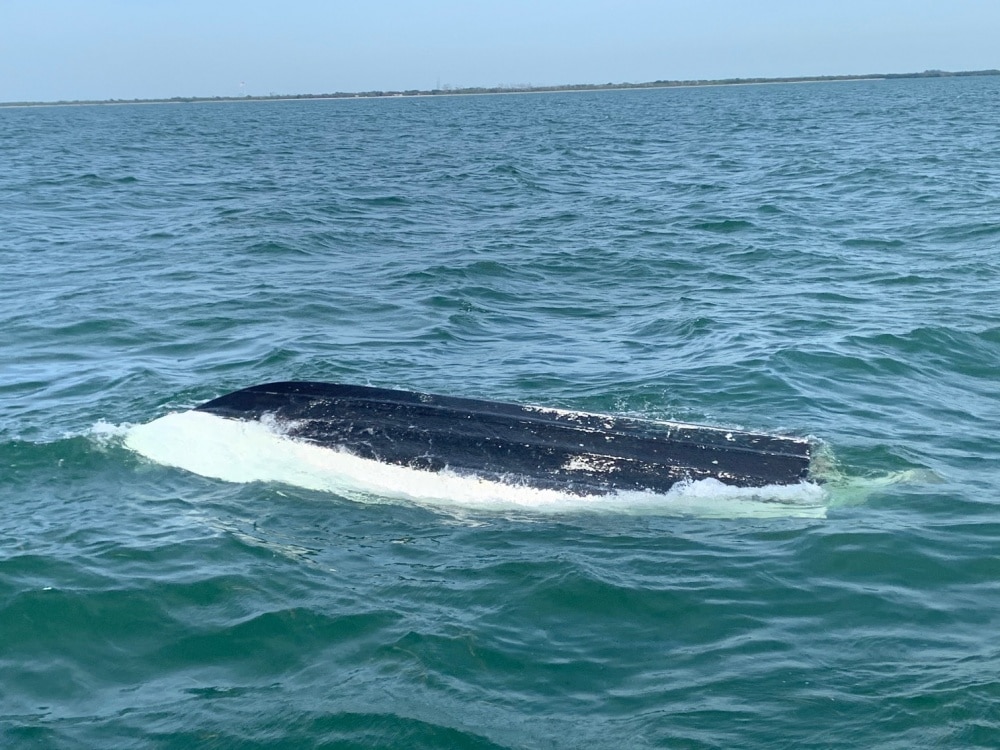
[3,68,998,108]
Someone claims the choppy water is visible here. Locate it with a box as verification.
[3,77,1000,748]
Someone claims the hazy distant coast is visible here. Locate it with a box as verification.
[3,68,998,108]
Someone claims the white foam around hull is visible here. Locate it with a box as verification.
[124,411,829,519]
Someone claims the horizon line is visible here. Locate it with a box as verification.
[3,68,998,108]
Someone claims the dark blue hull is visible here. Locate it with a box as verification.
[195,382,813,495]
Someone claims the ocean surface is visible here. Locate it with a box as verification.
[2,76,999,748]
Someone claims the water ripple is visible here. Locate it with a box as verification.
[3,77,1000,748]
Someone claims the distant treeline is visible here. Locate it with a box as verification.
[4,69,999,107]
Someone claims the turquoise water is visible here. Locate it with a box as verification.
[3,77,1000,747]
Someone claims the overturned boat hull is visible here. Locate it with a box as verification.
[194,381,812,495]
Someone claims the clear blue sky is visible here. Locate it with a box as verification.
[3,0,998,102]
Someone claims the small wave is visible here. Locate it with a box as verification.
[842,237,906,248]
[244,240,313,256]
[690,218,755,233]
[354,195,410,207]
[122,411,828,519]
[85,420,134,447]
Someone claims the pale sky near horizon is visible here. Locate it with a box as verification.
[2,0,998,103]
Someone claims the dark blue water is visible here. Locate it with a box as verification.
[3,77,1000,748]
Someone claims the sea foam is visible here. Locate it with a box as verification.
[123,410,829,519]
